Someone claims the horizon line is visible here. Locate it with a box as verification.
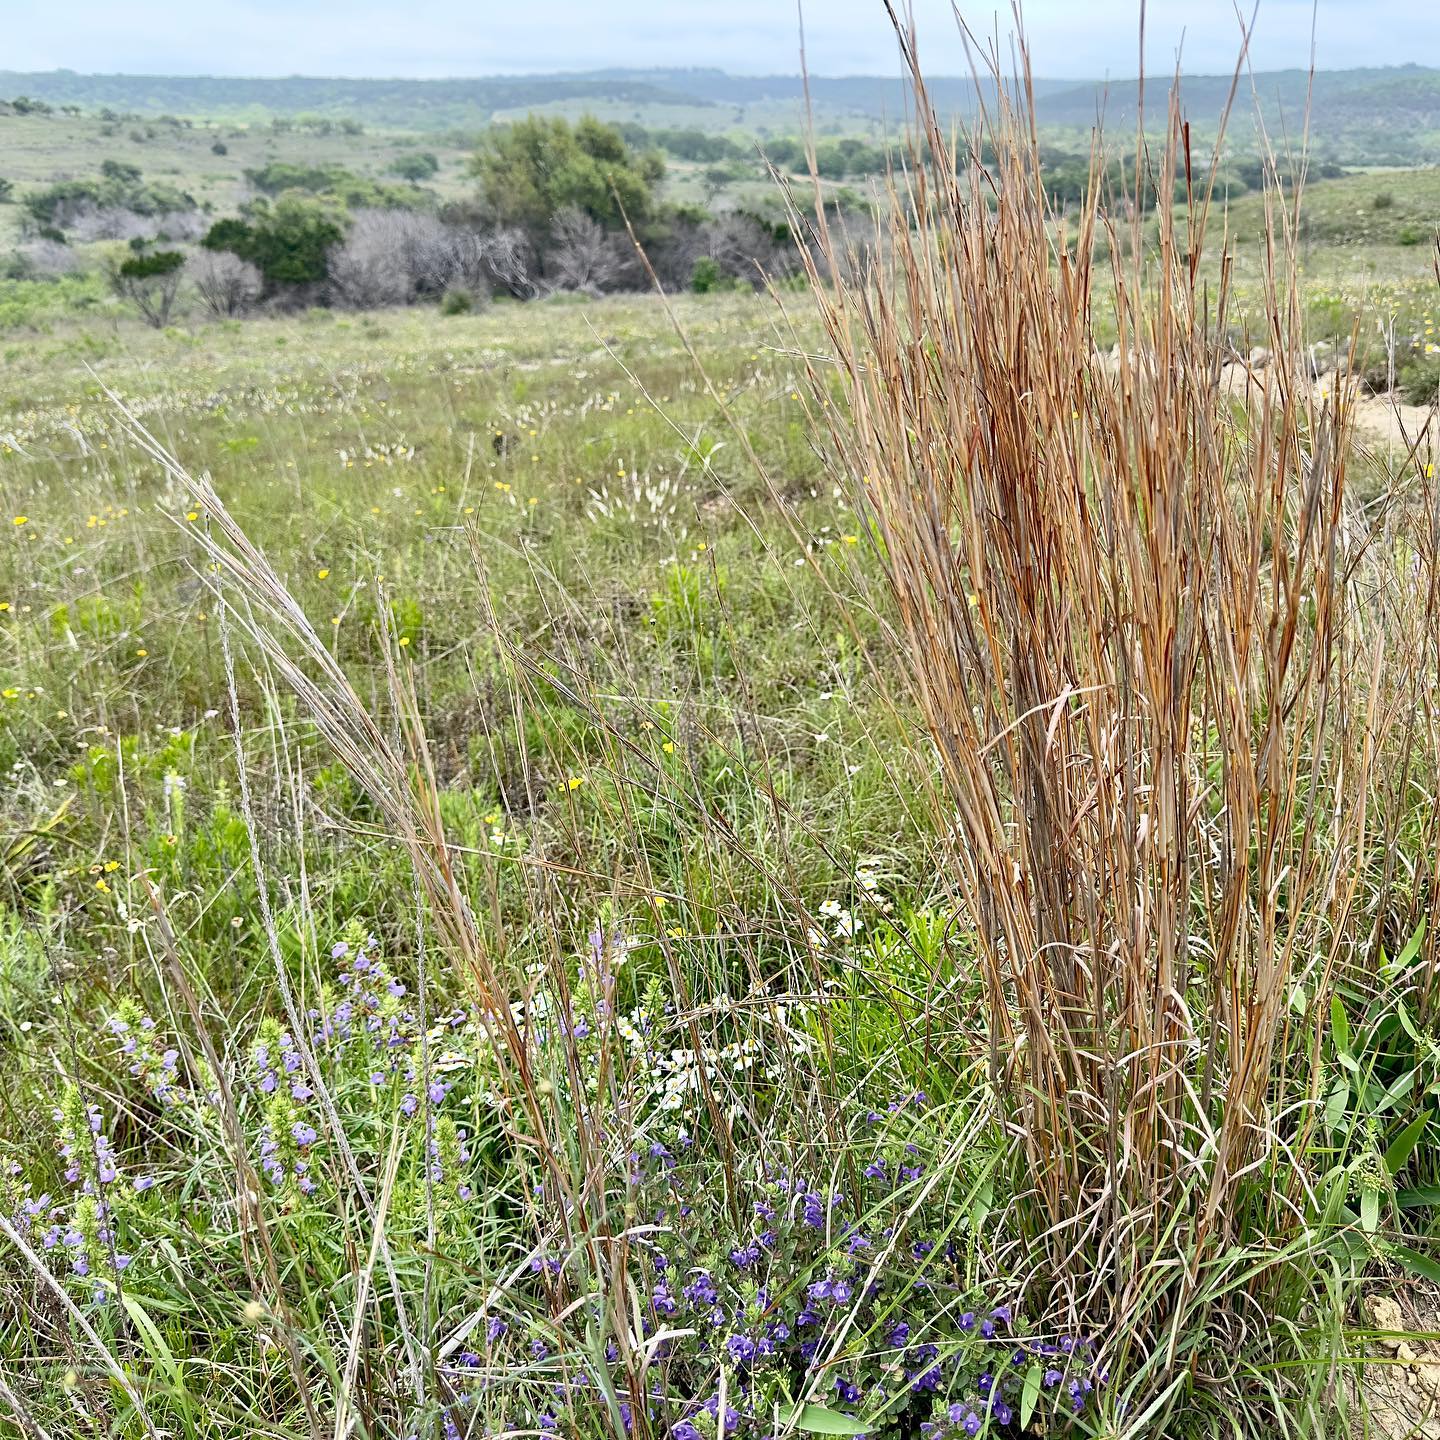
[3,60,1435,84]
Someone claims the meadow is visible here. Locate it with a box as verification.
[1,292,970,1438]
[3,51,1440,1440]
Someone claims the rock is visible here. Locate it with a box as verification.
[1248,346,1272,368]
[1370,1293,1407,1345]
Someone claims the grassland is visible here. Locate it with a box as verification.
[1,289,995,1438]
[0,293,893,871]
[2,61,1440,1440]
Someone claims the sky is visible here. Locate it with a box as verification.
[3,0,1436,78]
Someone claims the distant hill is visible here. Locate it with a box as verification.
[573,68,1086,113]
[1037,65,1440,129]
[2,64,1438,162]
[0,71,707,126]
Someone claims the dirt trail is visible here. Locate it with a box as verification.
[1217,357,1437,459]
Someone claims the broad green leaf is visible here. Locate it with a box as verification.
[1376,1066,1420,1117]
[1398,1000,1423,1045]
[1020,1363,1043,1428]
[1325,1079,1351,1135]
[1384,1113,1430,1176]
[1393,1245,1440,1286]
[1331,995,1351,1056]
[1397,1185,1440,1210]
[796,1406,868,1436]
[1361,1186,1381,1233]
[1398,918,1427,970]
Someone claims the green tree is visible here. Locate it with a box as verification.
[201,197,344,288]
[391,152,439,182]
[109,248,185,327]
[470,115,663,236]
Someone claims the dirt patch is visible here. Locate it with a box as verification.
[1362,1292,1440,1439]
[1217,357,1437,455]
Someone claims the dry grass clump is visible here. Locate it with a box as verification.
[797,9,1440,1417]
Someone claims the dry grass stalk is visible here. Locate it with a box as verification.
[793,11,1396,1355]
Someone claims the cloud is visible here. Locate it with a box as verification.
[4,0,1436,77]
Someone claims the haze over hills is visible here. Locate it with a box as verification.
[3,64,1439,162]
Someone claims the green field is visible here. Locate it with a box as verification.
[0,290,975,1437]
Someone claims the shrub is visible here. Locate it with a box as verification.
[5,238,80,279]
[326,208,431,307]
[439,285,473,315]
[1398,355,1440,405]
[202,197,344,288]
[691,255,725,293]
[327,208,510,307]
[108,248,185,326]
[24,163,195,232]
[547,204,638,293]
[186,249,263,317]
[244,161,342,195]
[661,214,790,294]
[390,151,439,182]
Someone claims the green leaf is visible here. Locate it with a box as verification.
[1020,1363,1043,1428]
[1398,918,1427,970]
[120,1294,175,1371]
[1325,1079,1351,1135]
[796,1407,868,1436]
[1398,1000,1423,1045]
[1385,1113,1430,1177]
[1376,1066,1420,1116]
[1396,1185,1440,1210]
[1361,1186,1381,1233]
[1393,1245,1440,1286]
[1331,995,1351,1056]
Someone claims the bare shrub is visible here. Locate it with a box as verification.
[62,202,206,244]
[11,239,82,278]
[434,221,537,300]
[187,249,263,317]
[329,210,541,308]
[547,206,639,294]
[328,209,435,308]
[651,212,791,291]
[698,212,788,283]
